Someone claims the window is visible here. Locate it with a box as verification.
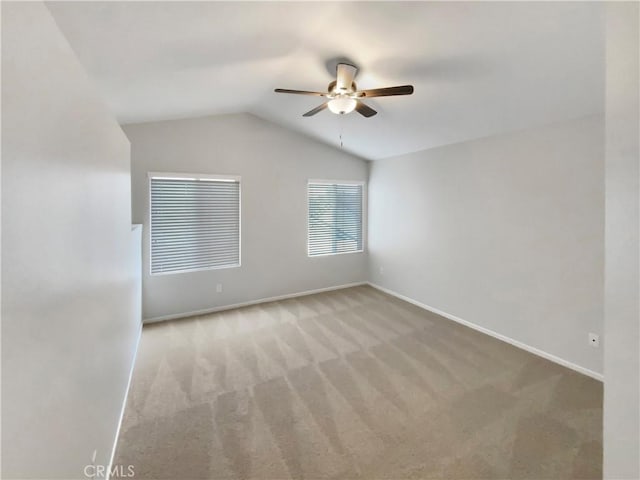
[308,180,364,256]
[149,173,240,275]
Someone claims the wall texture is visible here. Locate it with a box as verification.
[603,3,640,478]
[1,2,141,478]
[124,113,369,321]
[368,115,604,376]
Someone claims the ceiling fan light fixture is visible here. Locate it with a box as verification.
[328,96,357,115]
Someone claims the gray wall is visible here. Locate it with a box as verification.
[603,2,639,478]
[124,113,369,321]
[368,115,604,376]
[1,2,141,479]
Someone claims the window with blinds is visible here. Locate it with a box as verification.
[308,181,364,256]
[149,173,240,275]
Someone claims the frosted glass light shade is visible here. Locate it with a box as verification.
[328,97,357,115]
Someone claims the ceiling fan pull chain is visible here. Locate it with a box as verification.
[339,114,344,149]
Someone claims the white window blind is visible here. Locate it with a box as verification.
[308,181,364,256]
[150,174,240,275]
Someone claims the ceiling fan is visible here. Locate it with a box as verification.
[274,63,413,118]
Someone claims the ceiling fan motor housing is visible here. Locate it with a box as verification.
[328,80,357,95]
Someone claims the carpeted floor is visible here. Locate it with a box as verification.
[114,285,602,479]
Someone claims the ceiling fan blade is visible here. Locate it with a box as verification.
[275,88,326,96]
[336,63,357,92]
[357,85,414,98]
[303,102,329,117]
[355,101,377,118]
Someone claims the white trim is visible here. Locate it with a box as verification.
[147,172,240,182]
[309,250,365,258]
[367,282,604,382]
[144,282,368,324]
[308,179,365,186]
[106,322,143,480]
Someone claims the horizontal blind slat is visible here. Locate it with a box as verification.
[150,176,240,274]
[308,182,363,257]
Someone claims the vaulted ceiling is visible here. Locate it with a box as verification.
[47,1,604,160]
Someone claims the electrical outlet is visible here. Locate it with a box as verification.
[216,283,223,293]
[379,266,384,275]
[588,333,599,348]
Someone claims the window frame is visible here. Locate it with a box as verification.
[147,171,242,276]
[307,179,366,258]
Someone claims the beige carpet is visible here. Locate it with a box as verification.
[114,285,602,479]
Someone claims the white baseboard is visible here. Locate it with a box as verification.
[144,281,368,324]
[367,282,604,382]
[106,322,143,480]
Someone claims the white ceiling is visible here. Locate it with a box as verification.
[47,1,604,160]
